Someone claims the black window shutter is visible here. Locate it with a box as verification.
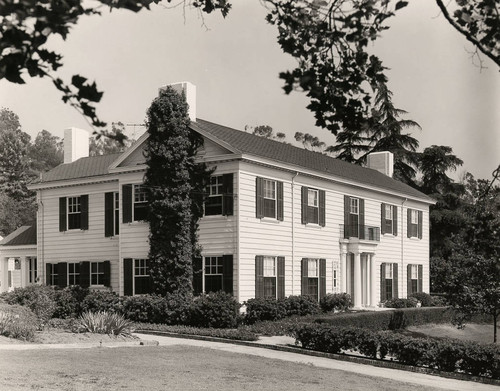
[59,197,67,232]
[407,264,412,296]
[223,255,233,295]
[319,258,326,300]
[46,263,52,285]
[123,185,132,223]
[123,258,133,296]
[104,192,114,237]
[102,261,111,287]
[407,209,411,238]
[381,204,386,235]
[222,174,234,216]
[417,265,423,293]
[393,206,398,236]
[57,262,67,288]
[418,211,423,239]
[393,263,399,299]
[301,187,308,225]
[380,263,386,302]
[277,181,284,221]
[80,195,89,230]
[359,199,365,239]
[80,261,90,288]
[301,258,308,296]
[277,256,285,299]
[255,256,264,298]
[319,190,326,227]
[255,178,264,219]
[343,196,350,238]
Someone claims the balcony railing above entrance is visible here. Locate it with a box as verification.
[340,224,380,241]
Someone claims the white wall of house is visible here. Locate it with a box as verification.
[37,181,120,290]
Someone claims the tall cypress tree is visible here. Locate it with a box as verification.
[144,87,211,297]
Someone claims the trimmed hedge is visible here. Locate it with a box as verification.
[188,292,241,329]
[295,324,500,379]
[314,307,455,331]
[135,323,258,341]
[320,293,353,313]
[244,296,320,325]
[383,298,418,308]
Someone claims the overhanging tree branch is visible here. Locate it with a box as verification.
[435,0,500,67]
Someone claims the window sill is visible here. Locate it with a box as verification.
[202,214,230,219]
[259,217,280,224]
[383,233,396,238]
[63,229,86,234]
[409,236,421,241]
[305,223,322,229]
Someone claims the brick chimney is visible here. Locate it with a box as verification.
[64,127,89,164]
[367,151,394,177]
[159,81,197,122]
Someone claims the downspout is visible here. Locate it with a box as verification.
[291,172,299,295]
[401,198,407,298]
[38,188,43,285]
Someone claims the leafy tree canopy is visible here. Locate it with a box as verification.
[89,122,135,156]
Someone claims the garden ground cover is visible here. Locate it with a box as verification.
[406,323,500,344]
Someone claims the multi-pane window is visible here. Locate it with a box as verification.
[385,263,394,300]
[307,189,319,224]
[133,185,148,221]
[28,257,37,284]
[333,269,337,289]
[410,264,418,294]
[350,198,359,214]
[48,263,58,286]
[67,196,82,229]
[263,256,277,298]
[204,256,223,293]
[68,263,80,285]
[114,192,120,235]
[384,204,395,234]
[263,180,277,218]
[134,259,151,295]
[91,262,104,285]
[306,259,319,299]
[205,176,223,216]
[409,209,419,237]
[348,197,360,237]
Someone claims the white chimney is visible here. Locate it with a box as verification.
[64,127,89,164]
[367,151,394,177]
[159,81,197,122]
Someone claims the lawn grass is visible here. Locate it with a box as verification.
[0,345,445,391]
[406,323,499,344]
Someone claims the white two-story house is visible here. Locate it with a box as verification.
[0,82,434,308]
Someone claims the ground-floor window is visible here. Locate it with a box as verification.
[28,257,37,284]
[301,258,326,301]
[134,259,151,295]
[68,263,80,285]
[380,262,398,302]
[192,255,233,296]
[255,256,284,299]
[46,263,58,286]
[91,262,105,285]
[204,256,223,293]
[407,264,423,295]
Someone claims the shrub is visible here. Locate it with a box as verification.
[134,323,258,341]
[1,285,56,326]
[188,291,241,328]
[388,310,408,330]
[121,294,168,324]
[320,293,353,313]
[80,290,123,314]
[78,311,133,336]
[0,303,38,341]
[409,292,434,307]
[53,286,90,319]
[282,295,320,317]
[244,297,287,324]
[383,297,418,308]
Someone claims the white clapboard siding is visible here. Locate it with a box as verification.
[38,181,120,290]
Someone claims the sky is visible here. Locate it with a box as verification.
[0,1,498,180]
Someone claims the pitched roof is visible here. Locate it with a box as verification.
[34,118,431,201]
[0,225,37,246]
[193,119,432,201]
[37,153,121,183]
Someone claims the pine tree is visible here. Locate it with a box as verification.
[144,87,212,297]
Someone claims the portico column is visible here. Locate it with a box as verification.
[366,255,371,307]
[353,252,362,308]
[0,257,9,293]
[340,252,347,293]
[370,254,377,307]
[20,256,27,288]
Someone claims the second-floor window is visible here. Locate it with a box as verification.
[407,209,423,239]
[381,203,398,236]
[105,192,120,237]
[343,196,364,238]
[59,195,88,232]
[256,177,284,221]
[204,174,234,217]
[301,187,325,226]
[133,185,148,221]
